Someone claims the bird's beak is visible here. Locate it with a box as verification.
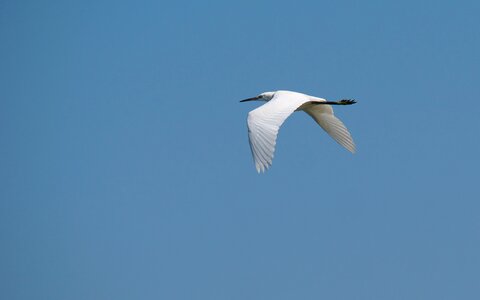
[240,96,261,102]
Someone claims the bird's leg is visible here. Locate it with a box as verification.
[314,99,356,105]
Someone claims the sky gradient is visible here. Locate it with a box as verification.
[1,1,480,299]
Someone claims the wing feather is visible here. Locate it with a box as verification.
[246,91,311,172]
[304,105,356,153]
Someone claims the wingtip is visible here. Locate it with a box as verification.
[255,163,263,173]
[255,162,269,173]
[348,145,356,154]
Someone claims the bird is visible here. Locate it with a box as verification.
[240,90,356,173]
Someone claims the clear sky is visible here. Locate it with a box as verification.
[1,1,480,299]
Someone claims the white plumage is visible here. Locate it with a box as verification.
[241,90,356,173]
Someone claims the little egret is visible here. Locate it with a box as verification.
[240,90,356,173]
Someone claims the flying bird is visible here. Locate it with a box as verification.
[240,90,356,173]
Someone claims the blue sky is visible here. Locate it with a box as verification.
[1,0,480,299]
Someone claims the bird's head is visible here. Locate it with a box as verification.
[240,91,275,102]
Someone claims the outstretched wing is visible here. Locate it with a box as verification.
[304,104,356,153]
[247,91,311,173]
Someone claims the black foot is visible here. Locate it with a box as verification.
[339,99,356,105]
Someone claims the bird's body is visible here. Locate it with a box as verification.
[240,90,356,173]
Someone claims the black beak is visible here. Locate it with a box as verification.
[240,96,261,102]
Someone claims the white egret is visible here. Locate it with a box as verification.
[240,90,356,173]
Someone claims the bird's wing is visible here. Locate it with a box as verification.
[303,104,356,153]
[247,91,311,173]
